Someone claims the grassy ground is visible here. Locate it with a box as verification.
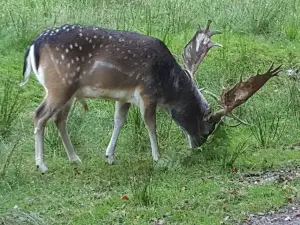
[1,0,300,224]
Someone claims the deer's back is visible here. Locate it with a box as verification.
[29,24,184,104]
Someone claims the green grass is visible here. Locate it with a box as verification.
[1,0,300,224]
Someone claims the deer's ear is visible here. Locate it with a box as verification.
[182,20,222,79]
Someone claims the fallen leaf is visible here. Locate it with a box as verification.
[232,168,238,173]
[286,196,293,202]
[295,214,300,217]
[122,195,129,201]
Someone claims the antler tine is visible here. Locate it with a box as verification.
[202,89,221,104]
[229,112,250,126]
[204,20,212,33]
[208,41,223,49]
[269,64,282,75]
[268,62,275,73]
[221,119,242,127]
[208,30,222,37]
[258,63,282,76]
[203,20,222,37]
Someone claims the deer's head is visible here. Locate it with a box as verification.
[181,20,281,148]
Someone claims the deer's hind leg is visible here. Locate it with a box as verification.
[52,99,81,164]
[34,91,75,173]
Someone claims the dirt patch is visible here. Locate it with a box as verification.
[227,168,300,225]
[241,203,300,225]
[239,168,300,185]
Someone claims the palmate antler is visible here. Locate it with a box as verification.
[208,63,282,123]
[202,89,250,127]
[183,20,282,127]
[182,20,222,79]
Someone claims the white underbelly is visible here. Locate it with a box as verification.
[76,86,140,105]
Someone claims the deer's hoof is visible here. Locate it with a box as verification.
[71,155,82,163]
[105,155,115,165]
[36,163,48,173]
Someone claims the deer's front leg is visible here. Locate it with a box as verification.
[140,101,159,161]
[105,101,131,164]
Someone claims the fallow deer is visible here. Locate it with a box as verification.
[20,20,281,173]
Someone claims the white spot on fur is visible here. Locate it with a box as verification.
[79,46,82,51]
[92,44,96,49]
[56,47,59,51]
[88,53,92,58]
[93,35,97,39]
[76,57,79,61]
[74,43,78,47]
[76,66,80,72]
[61,54,65,60]
[81,56,85,62]
[71,59,74,64]
[79,33,83,37]
[70,44,73,49]
[109,35,112,39]
[67,63,70,68]
[65,48,69,53]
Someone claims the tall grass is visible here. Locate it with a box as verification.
[0,80,24,138]
[1,0,299,55]
[1,0,300,223]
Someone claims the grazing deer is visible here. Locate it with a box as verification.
[20,20,281,173]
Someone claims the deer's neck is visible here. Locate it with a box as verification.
[161,66,209,134]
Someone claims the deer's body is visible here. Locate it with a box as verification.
[22,22,279,173]
[22,24,213,172]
